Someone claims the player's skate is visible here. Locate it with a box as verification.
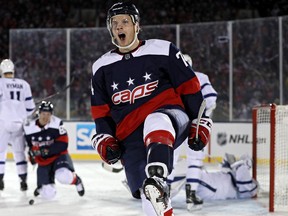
[20,181,28,191]
[75,175,85,196]
[143,176,173,216]
[34,186,41,197]
[185,184,203,211]
[142,163,174,216]
[0,179,4,191]
[19,175,28,191]
[0,179,4,196]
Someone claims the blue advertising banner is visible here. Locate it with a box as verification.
[76,124,96,150]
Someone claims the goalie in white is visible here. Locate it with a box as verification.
[169,153,259,201]
[167,54,217,211]
[0,59,35,192]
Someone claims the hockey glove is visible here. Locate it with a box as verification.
[24,111,39,126]
[28,148,37,165]
[188,118,213,151]
[91,134,121,165]
[39,146,50,158]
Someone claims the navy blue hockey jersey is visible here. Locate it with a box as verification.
[23,116,69,166]
[91,39,203,141]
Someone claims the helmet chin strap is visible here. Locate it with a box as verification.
[111,25,139,50]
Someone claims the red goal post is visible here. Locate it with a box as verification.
[252,104,288,212]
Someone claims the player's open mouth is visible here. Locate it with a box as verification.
[118,33,126,41]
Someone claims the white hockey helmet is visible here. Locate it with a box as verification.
[183,54,193,67]
[0,59,15,75]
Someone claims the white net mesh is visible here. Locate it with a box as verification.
[254,105,288,211]
[255,107,270,192]
[274,106,288,210]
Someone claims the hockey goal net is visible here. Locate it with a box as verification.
[252,104,288,212]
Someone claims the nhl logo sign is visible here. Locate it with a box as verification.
[217,133,227,146]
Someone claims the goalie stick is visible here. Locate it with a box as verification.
[101,162,124,173]
[35,76,75,104]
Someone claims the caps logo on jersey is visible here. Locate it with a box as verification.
[112,80,158,104]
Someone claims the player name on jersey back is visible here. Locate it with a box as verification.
[6,83,24,89]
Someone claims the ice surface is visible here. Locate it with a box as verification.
[0,161,287,216]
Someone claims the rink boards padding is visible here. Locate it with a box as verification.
[7,122,252,161]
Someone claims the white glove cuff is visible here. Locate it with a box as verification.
[91,134,113,149]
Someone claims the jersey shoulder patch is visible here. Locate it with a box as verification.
[49,116,62,128]
[136,39,171,57]
[92,51,122,75]
[23,120,40,135]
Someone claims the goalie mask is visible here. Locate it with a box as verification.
[106,2,140,49]
[0,59,15,77]
[39,101,54,113]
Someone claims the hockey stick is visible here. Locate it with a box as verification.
[195,99,206,141]
[101,161,124,173]
[24,76,75,126]
[35,76,75,104]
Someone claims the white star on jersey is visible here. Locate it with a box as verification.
[127,77,135,86]
[143,72,151,81]
[111,82,119,90]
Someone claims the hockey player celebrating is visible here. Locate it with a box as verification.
[90,2,213,216]
[167,54,218,211]
[0,59,35,192]
[23,101,85,200]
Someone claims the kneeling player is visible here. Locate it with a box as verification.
[23,101,85,200]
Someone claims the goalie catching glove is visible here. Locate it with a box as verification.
[188,118,213,151]
[91,134,121,165]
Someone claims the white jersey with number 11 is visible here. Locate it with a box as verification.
[0,77,35,123]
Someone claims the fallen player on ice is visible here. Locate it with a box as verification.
[167,152,259,211]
